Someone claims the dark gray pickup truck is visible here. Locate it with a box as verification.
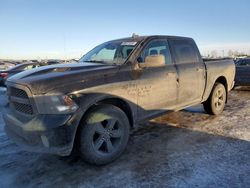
[3,35,235,165]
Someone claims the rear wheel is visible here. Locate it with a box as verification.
[78,105,130,165]
[203,83,226,115]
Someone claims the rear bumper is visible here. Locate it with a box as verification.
[3,109,82,156]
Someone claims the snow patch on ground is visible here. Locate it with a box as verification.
[0,89,249,187]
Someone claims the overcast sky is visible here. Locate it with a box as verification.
[0,0,250,59]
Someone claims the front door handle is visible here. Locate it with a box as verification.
[196,68,203,72]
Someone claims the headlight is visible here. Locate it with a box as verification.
[34,94,79,114]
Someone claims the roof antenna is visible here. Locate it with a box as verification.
[132,33,139,38]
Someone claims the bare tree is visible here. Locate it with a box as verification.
[211,50,218,58]
[233,51,239,57]
[228,50,234,57]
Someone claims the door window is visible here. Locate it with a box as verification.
[140,39,172,65]
[170,39,200,64]
[246,60,250,65]
[239,59,250,66]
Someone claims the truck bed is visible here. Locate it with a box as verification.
[202,58,235,102]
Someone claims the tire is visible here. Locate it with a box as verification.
[203,83,227,115]
[78,104,130,165]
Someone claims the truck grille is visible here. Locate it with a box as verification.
[9,87,29,99]
[12,102,33,115]
[8,86,34,115]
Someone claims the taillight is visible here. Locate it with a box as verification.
[0,73,8,78]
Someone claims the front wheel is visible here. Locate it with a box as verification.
[78,105,130,165]
[203,83,226,115]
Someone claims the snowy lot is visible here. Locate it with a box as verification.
[0,87,249,188]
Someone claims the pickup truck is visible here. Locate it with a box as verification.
[3,35,235,165]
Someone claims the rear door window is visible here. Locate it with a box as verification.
[170,39,200,64]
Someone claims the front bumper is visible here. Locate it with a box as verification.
[3,108,82,156]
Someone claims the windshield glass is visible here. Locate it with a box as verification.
[79,40,138,65]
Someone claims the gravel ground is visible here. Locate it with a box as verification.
[0,87,249,188]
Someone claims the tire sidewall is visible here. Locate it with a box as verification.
[79,105,130,165]
[211,83,226,115]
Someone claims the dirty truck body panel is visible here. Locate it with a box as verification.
[3,35,235,156]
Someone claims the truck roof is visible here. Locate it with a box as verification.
[111,35,193,42]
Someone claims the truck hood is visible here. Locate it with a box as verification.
[7,62,119,95]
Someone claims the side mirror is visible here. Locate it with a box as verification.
[138,55,165,68]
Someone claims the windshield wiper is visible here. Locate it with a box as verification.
[83,60,118,66]
[83,60,107,64]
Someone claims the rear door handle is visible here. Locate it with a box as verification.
[166,72,176,76]
[176,78,180,87]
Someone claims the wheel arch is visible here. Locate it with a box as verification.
[203,75,229,103]
[96,98,134,128]
[71,94,135,155]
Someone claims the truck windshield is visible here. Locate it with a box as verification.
[79,40,137,65]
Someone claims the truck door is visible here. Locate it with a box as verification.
[169,39,206,107]
[136,38,178,118]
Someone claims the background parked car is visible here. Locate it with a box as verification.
[234,58,250,86]
[0,61,59,87]
[0,62,20,71]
